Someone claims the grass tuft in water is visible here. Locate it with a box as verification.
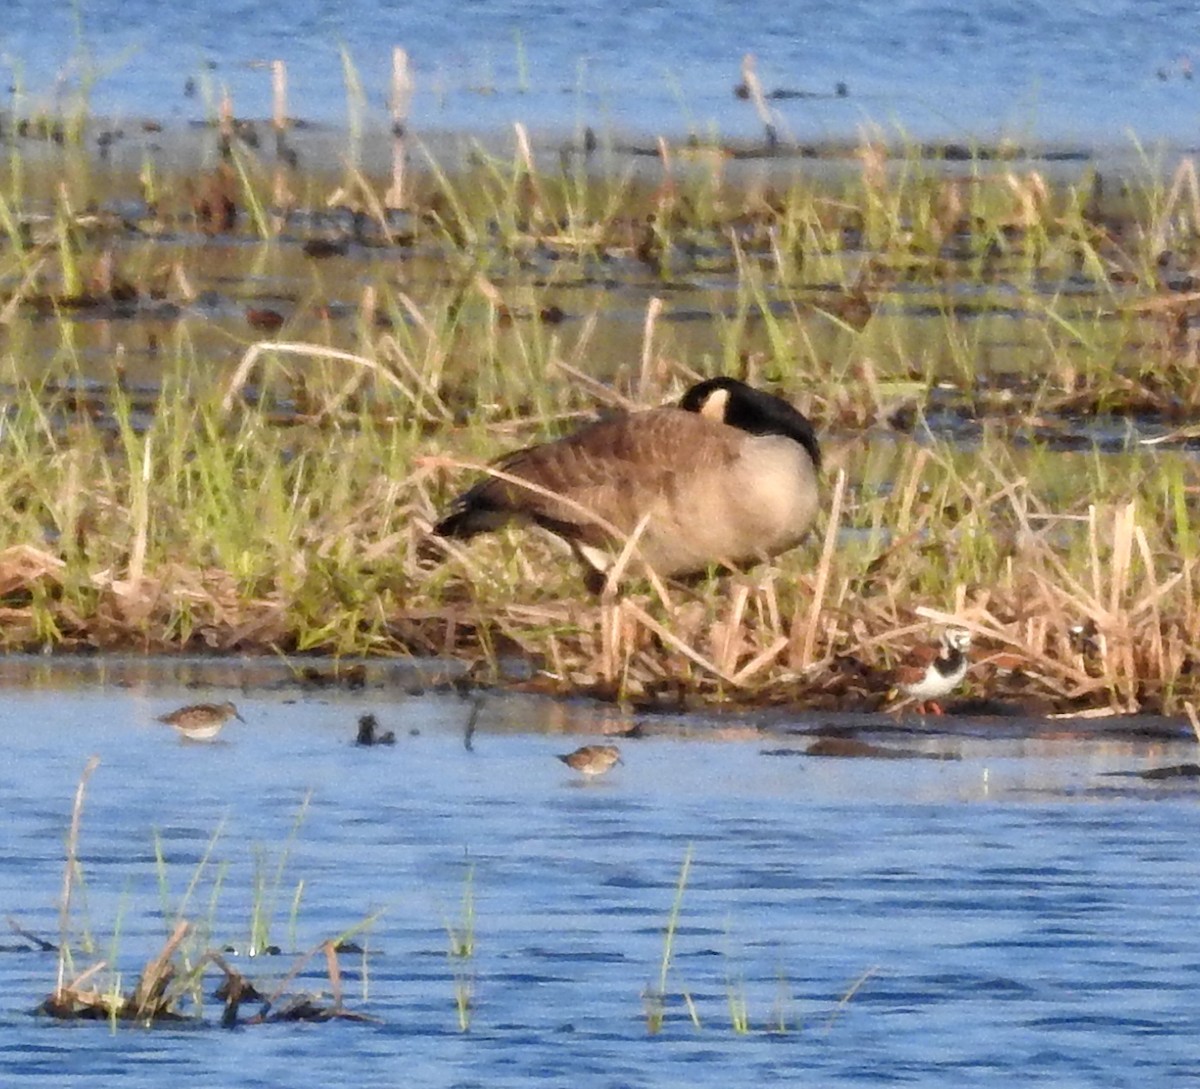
[39,764,375,1027]
[445,860,476,1031]
[643,843,698,1035]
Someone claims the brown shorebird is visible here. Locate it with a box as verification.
[891,629,973,714]
[157,701,244,741]
[557,744,623,777]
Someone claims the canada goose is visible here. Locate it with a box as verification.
[432,377,821,591]
[891,629,972,714]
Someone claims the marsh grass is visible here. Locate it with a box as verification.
[0,117,1195,711]
[42,762,375,1026]
[443,861,476,1031]
[643,844,698,1034]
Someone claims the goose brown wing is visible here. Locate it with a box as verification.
[435,408,737,543]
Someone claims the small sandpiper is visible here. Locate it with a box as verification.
[157,700,244,742]
[557,744,623,777]
[892,629,972,714]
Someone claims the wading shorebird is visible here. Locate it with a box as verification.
[891,629,973,715]
[431,377,821,592]
[157,700,244,742]
[557,744,623,777]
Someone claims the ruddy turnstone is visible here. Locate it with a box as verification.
[891,629,972,714]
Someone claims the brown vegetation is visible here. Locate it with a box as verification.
[0,119,1197,715]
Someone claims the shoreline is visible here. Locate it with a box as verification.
[0,651,1189,734]
[5,106,1198,187]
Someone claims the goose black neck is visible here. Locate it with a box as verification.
[681,378,821,469]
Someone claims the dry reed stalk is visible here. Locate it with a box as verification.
[546,631,566,680]
[56,755,100,1002]
[8,917,56,952]
[513,120,535,174]
[271,60,290,208]
[222,341,429,416]
[853,355,886,423]
[1045,705,1128,720]
[601,512,654,599]
[716,581,751,676]
[62,960,108,996]
[732,635,790,685]
[910,604,1009,647]
[1132,524,1169,680]
[621,599,736,685]
[130,919,190,1019]
[654,136,676,210]
[858,138,887,195]
[760,572,782,634]
[895,446,930,535]
[259,944,322,1015]
[253,932,378,1022]
[513,122,544,225]
[324,940,343,1011]
[824,965,878,1033]
[218,89,234,158]
[599,521,675,684]
[0,254,50,326]
[1185,702,1200,743]
[1125,289,1200,316]
[385,47,412,210]
[739,54,778,147]
[387,346,451,421]
[271,60,287,142]
[126,434,152,594]
[1153,158,1200,252]
[598,601,621,683]
[554,357,638,410]
[1109,501,1135,619]
[1005,170,1048,228]
[638,298,664,402]
[793,467,846,670]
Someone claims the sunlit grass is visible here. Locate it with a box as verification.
[0,114,1193,710]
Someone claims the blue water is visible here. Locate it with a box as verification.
[0,670,1198,1086]
[3,0,1199,145]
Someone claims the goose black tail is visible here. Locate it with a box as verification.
[433,500,509,539]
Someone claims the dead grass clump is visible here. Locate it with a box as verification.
[37,761,377,1028]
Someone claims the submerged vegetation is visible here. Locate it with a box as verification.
[29,763,875,1035]
[0,92,1198,715]
[36,760,377,1027]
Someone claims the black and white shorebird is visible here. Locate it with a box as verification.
[891,629,972,714]
[431,378,821,592]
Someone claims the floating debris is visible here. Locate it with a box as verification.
[355,713,396,746]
